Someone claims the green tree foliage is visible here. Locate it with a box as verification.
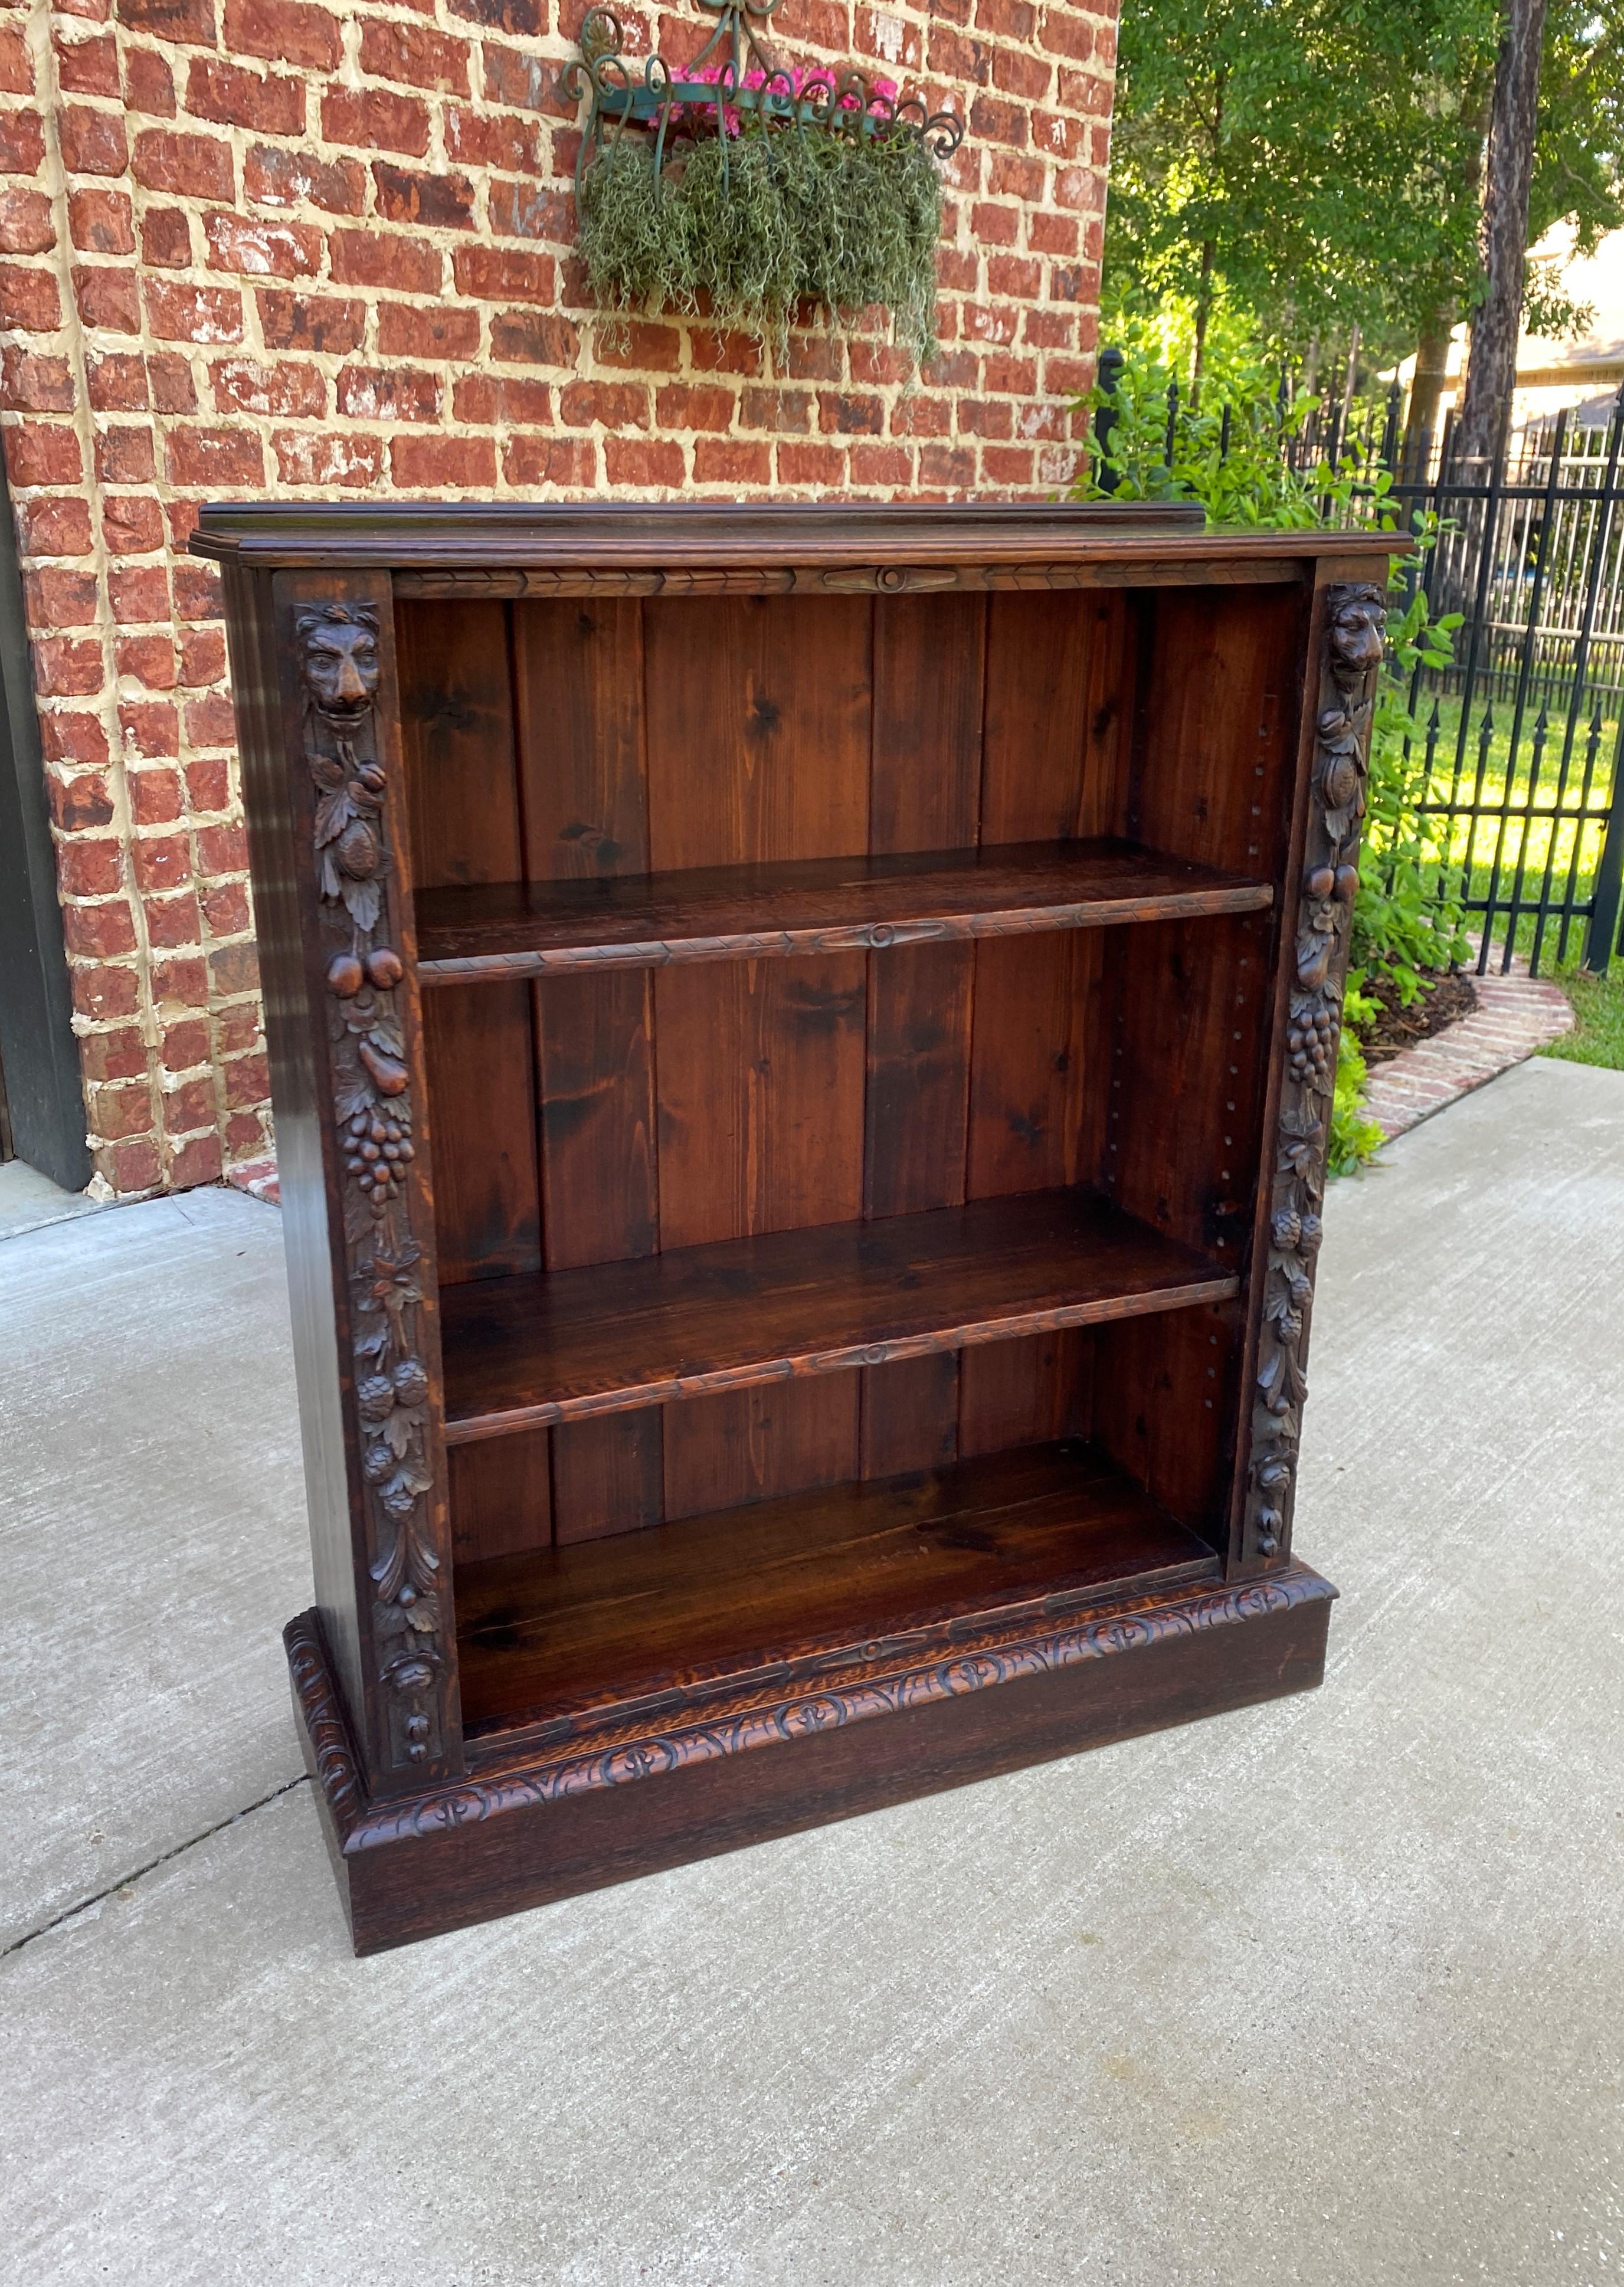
[1106,0,1624,375]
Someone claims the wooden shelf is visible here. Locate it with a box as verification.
[455,1437,1222,1738]
[415,837,1273,982]
[440,1186,1239,1442]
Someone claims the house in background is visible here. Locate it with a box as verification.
[1393,219,1624,435]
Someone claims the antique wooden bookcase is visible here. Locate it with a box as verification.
[194,501,1393,1954]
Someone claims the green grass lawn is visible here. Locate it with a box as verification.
[1541,962,1624,1070]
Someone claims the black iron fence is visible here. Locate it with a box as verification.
[1109,361,1624,977]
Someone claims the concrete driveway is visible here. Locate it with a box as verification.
[3,1056,1621,2286]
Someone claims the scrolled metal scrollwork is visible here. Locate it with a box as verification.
[564,0,964,195]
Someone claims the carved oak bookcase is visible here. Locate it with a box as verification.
[194,501,1393,1954]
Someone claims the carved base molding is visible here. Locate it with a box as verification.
[286,1564,1337,1952]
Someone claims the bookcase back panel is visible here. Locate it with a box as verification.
[398,584,1294,1570]
[1103,909,1276,1260]
[1091,1302,1243,1552]
[1129,584,1307,879]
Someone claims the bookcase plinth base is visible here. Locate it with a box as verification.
[287,1562,1336,1957]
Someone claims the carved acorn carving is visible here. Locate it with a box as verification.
[326,952,365,998]
[366,946,404,989]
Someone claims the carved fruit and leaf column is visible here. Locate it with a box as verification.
[300,602,448,1775]
[1244,581,1386,1566]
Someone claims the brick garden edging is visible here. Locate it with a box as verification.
[1361,964,1576,1143]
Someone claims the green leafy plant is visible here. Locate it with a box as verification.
[1348,561,1469,1013]
[1328,1028,1384,1177]
[1074,336,1470,1172]
[577,124,944,367]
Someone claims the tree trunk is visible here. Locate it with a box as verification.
[1190,240,1216,407]
[1403,308,1456,472]
[1457,0,1549,470]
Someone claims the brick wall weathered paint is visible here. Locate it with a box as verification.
[0,0,1114,1197]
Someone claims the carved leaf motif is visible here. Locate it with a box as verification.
[341,874,382,934]
[314,787,357,847]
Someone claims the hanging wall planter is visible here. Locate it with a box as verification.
[566,0,964,371]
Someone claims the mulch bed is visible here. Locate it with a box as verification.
[1357,969,1480,1065]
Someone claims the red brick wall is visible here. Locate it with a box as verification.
[0,0,1114,1197]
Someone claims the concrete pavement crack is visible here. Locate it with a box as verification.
[1,1774,310,1962]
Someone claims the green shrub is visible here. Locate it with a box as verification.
[578,127,943,368]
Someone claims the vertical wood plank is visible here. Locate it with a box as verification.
[965,932,1103,1200]
[513,597,649,880]
[1128,585,1304,877]
[957,1331,1093,1459]
[1091,1304,1238,1549]
[1104,911,1271,1259]
[859,599,982,1473]
[644,594,872,867]
[395,598,524,890]
[421,982,543,1282]
[863,941,973,1220]
[643,597,870,1526]
[535,968,657,1270]
[860,1352,961,1479]
[552,1411,665,1544]
[655,955,867,1249]
[515,599,657,1542]
[448,1431,551,1562]
[870,591,986,853]
[663,1376,860,1523]
[397,599,541,1287]
[980,592,1091,842]
[1075,588,1138,840]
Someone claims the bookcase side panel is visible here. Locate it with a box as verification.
[224,563,368,1732]
[267,566,464,1790]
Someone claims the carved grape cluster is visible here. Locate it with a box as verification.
[1287,1002,1338,1084]
[343,1106,414,1201]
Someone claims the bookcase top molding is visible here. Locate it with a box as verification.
[189,499,1402,586]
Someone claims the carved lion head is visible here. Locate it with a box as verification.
[299,603,380,720]
[1328,584,1386,679]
